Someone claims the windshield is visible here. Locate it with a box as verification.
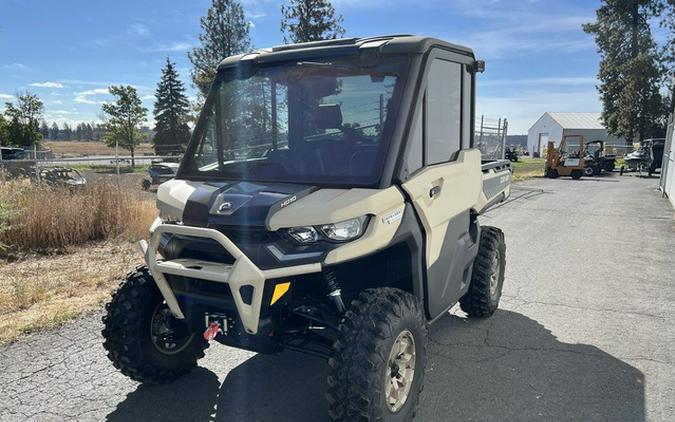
[181,55,410,186]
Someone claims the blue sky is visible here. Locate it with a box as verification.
[0,0,605,134]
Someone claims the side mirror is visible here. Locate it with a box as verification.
[474,60,486,73]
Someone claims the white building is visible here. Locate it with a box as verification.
[527,112,620,157]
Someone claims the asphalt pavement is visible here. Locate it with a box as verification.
[1,174,673,421]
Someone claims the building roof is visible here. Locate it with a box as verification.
[546,112,604,130]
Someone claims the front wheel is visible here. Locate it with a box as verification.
[102,266,208,384]
[327,288,427,422]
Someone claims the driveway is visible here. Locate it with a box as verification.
[1,174,673,421]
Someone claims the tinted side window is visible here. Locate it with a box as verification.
[404,108,423,176]
[426,59,461,165]
[462,65,472,148]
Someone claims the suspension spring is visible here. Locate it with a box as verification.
[324,270,346,314]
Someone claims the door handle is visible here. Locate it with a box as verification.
[429,185,442,198]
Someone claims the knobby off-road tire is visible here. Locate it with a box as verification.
[102,266,208,384]
[327,288,427,422]
[460,226,506,318]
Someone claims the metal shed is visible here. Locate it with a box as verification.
[527,112,621,157]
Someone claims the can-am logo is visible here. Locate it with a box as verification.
[280,195,297,208]
[218,202,233,213]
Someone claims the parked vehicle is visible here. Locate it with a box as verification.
[102,35,513,422]
[623,138,665,176]
[142,161,179,190]
[505,147,519,162]
[584,140,616,176]
[545,135,585,179]
[38,167,87,187]
[0,147,25,160]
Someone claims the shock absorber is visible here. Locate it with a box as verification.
[324,270,346,314]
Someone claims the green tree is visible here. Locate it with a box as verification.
[39,120,49,140]
[49,122,59,141]
[101,85,148,167]
[584,0,669,142]
[188,0,251,96]
[153,58,192,155]
[0,115,8,146]
[84,123,94,141]
[2,93,44,147]
[280,0,345,43]
[62,122,72,140]
[654,0,674,106]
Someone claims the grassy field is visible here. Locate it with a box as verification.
[44,141,155,157]
[511,157,545,182]
[0,179,156,343]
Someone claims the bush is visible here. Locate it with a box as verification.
[0,179,156,254]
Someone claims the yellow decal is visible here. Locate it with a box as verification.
[270,282,291,305]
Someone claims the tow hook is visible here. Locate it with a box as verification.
[203,322,222,342]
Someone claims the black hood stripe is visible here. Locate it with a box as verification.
[182,182,317,229]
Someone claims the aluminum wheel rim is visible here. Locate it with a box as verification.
[150,302,194,355]
[385,330,416,413]
[489,250,501,297]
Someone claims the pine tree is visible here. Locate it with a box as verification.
[584,0,668,142]
[63,123,72,140]
[101,85,148,167]
[280,0,345,44]
[85,123,93,141]
[188,0,252,96]
[40,120,49,139]
[50,122,59,141]
[153,58,192,155]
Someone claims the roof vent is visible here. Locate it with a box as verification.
[272,37,360,52]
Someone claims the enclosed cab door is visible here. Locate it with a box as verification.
[401,54,481,319]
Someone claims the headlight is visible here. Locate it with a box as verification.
[285,216,369,244]
[321,216,368,241]
[287,226,319,243]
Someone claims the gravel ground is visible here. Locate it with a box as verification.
[1,174,673,422]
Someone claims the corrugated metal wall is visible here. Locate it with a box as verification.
[659,107,674,208]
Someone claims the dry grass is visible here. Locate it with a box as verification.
[44,141,155,157]
[0,179,157,343]
[0,241,140,343]
[0,179,156,253]
[512,158,545,182]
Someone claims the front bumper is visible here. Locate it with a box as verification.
[140,223,322,334]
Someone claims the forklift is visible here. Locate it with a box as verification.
[545,134,585,179]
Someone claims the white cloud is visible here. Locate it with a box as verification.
[0,93,14,101]
[52,100,63,104]
[75,88,110,96]
[29,81,64,88]
[50,110,75,115]
[139,42,192,53]
[129,23,151,37]
[141,95,156,101]
[73,96,106,105]
[2,63,26,70]
[246,11,266,19]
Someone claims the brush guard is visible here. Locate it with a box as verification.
[139,223,321,334]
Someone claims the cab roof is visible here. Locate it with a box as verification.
[217,35,475,70]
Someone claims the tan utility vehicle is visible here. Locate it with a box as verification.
[545,134,586,179]
[102,35,512,422]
